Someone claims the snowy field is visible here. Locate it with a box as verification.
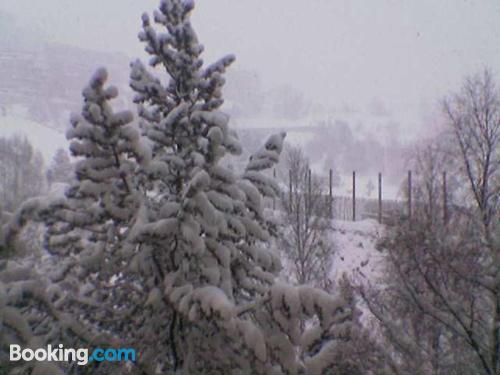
[329,219,385,285]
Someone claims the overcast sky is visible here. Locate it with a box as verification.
[2,0,500,130]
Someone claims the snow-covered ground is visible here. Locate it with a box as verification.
[276,215,386,287]
[329,219,385,284]
[329,219,386,326]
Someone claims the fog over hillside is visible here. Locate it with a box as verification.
[0,11,412,198]
[0,14,131,131]
[1,1,499,197]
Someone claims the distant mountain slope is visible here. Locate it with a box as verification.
[0,114,68,162]
[0,41,132,130]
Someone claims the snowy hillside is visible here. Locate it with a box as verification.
[0,111,68,162]
[329,219,384,284]
[0,40,131,131]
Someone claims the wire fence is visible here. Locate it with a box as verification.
[268,169,450,226]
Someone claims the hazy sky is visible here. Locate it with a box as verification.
[2,0,500,128]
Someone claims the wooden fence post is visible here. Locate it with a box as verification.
[378,172,382,224]
[306,169,311,228]
[352,171,356,222]
[408,170,412,224]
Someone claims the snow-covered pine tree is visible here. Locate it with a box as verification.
[8,69,152,374]
[0,254,67,375]
[127,1,360,373]
[45,67,146,255]
[0,191,85,375]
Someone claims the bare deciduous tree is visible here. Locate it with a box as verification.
[0,135,45,212]
[442,69,500,374]
[47,148,73,185]
[443,69,500,244]
[362,70,500,375]
[279,145,334,289]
